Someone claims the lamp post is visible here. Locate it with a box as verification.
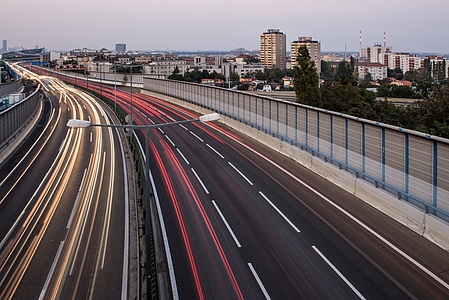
[116,63,142,125]
[67,112,220,297]
[114,65,117,113]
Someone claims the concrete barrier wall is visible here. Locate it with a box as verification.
[141,89,449,251]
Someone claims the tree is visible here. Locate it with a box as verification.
[321,61,335,81]
[293,45,322,106]
[168,66,184,81]
[201,70,210,79]
[243,55,260,64]
[255,70,267,80]
[230,71,240,83]
[335,60,355,85]
[417,84,449,137]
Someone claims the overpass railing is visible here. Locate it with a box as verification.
[143,77,449,222]
[0,88,41,152]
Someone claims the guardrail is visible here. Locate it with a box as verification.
[143,77,449,222]
[0,87,41,152]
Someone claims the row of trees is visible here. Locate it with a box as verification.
[292,45,449,138]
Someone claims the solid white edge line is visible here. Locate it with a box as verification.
[39,241,65,300]
[212,200,241,247]
[118,127,130,300]
[258,191,301,233]
[136,132,179,299]
[228,162,253,185]
[206,143,225,159]
[209,124,449,291]
[247,262,271,300]
[176,148,190,164]
[312,245,366,300]
[191,168,209,194]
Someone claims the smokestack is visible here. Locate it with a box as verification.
[384,31,386,47]
[359,31,362,57]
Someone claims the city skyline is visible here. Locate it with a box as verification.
[2,0,448,54]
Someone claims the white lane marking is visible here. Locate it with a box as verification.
[158,127,164,134]
[212,200,241,247]
[207,144,224,159]
[88,115,91,122]
[259,191,300,233]
[136,131,179,299]
[228,162,253,186]
[0,211,26,251]
[177,148,190,164]
[211,126,449,291]
[165,135,176,147]
[39,241,65,300]
[148,117,155,125]
[83,105,87,110]
[190,131,204,142]
[248,263,271,300]
[67,169,88,229]
[191,168,209,194]
[90,132,93,143]
[312,246,366,299]
[179,124,188,131]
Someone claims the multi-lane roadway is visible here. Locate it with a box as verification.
[0,68,130,299]
[4,67,449,300]
[126,91,449,299]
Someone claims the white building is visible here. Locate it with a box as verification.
[143,59,189,78]
[290,36,321,73]
[365,44,392,63]
[260,29,287,70]
[354,62,388,81]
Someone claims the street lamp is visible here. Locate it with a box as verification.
[67,112,220,296]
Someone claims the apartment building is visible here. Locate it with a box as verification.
[354,62,388,81]
[366,44,392,63]
[260,29,286,70]
[290,36,321,73]
[385,53,424,73]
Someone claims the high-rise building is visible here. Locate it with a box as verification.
[290,37,321,73]
[366,44,392,63]
[260,29,286,70]
[115,43,126,54]
[2,40,7,53]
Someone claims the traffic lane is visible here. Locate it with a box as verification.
[13,91,125,299]
[158,122,405,299]
[203,121,449,299]
[0,92,66,241]
[132,96,400,298]
[122,90,444,296]
[10,89,102,298]
[146,129,250,300]
[54,96,126,299]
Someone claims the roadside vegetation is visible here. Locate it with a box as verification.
[168,46,449,138]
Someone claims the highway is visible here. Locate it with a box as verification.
[0,68,129,299]
[27,69,449,299]
[117,87,449,299]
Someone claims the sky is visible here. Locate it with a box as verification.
[2,0,448,54]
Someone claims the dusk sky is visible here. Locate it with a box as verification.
[3,0,448,53]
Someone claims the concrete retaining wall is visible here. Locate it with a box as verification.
[141,90,449,251]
